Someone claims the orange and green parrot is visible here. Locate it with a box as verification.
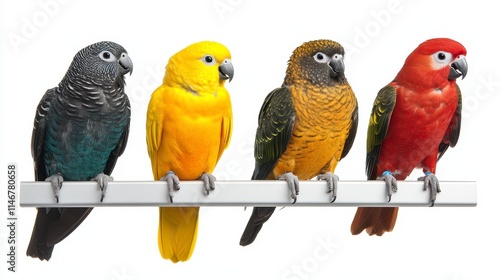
[240,39,358,246]
[146,41,234,262]
[350,38,467,236]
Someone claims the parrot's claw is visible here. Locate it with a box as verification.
[160,171,180,203]
[45,173,64,203]
[377,171,398,202]
[199,173,216,195]
[278,172,300,204]
[317,172,339,203]
[92,173,113,202]
[418,172,441,207]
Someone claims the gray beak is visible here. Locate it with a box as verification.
[448,56,467,80]
[119,53,133,75]
[328,56,345,78]
[219,59,234,82]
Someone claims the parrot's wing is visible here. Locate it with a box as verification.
[29,87,95,260]
[438,84,462,160]
[252,87,296,180]
[366,85,397,179]
[31,88,57,181]
[104,114,130,175]
[340,98,359,159]
[217,112,233,163]
[146,96,164,180]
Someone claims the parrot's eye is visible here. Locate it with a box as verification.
[99,51,117,62]
[431,51,452,69]
[332,54,343,61]
[313,52,329,63]
[202,55,216,66]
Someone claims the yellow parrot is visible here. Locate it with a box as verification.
[146,41,234,262]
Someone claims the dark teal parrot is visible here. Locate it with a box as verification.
[26,41,133,261]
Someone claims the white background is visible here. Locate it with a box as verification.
[0,0,498,279]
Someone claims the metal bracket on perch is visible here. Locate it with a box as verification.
[19,180,477,208]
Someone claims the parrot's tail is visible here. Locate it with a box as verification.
[240,207,275,246]
[350,207,398,236]
[158,207,199,263]
[27,207,93,261]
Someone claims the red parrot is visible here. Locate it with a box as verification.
[350,38,467,236]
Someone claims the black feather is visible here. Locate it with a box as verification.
[341,101,359,159]
[438,84,462,161]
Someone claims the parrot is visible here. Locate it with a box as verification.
[146,41,234,263]
[350,38,467,236]
[26,41,133,260]
[240,39,358,246]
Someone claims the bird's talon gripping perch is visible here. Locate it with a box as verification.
[199,173,216,195]
[418,172,440,207]
[92,173,113,202]
[160,171,180,203]
[45,173,64,203]
[377,171,398,202]
[278,172,300,203]
[317,172,339,203]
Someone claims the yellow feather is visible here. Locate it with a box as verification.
[146,41,233,262]
[158,207,199,263]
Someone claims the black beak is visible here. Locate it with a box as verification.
[219,59,234,82]
[448,56,467,80]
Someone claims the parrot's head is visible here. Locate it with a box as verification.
[284,39,347,87]
[64,41,133,89]
[396,38,467,90]
[164,41,234,94]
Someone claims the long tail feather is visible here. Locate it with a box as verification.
[27,207,93,261]
[240,207,275,246]
[350,207,398,236]
[158,207,199,263]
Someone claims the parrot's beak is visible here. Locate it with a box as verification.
[219,59,234,82]
[328,56,345,78]
[448,55,467,80]
[119,53,133,75]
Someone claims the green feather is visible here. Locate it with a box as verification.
[366,85,397,179]
[252,87,296,180]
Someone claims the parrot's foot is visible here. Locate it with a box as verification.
[317,172,339,203]
[160,171,180,203]
[92,173,113,202]
[199,173,216,196]
[45,173,64,203]
[278,172,300,204]
[418,172,441,207]
[377,171,398,202]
